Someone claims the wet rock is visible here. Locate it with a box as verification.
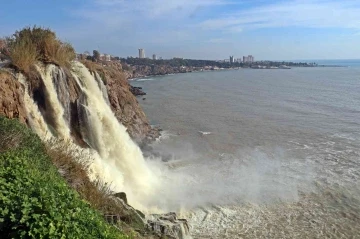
[130,86,146,96]
[113,192,128,204]
[147,212,191,239]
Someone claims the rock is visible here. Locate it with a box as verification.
[130,86,146,96]
[104,62,153,142]
[147,212,191,239]
[113,192,128,204]
[0,71,27,124]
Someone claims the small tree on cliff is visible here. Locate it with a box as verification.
[0,38,8,61]
[93,50,100,62]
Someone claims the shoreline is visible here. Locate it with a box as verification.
[127,64,348,81]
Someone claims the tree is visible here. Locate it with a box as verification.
[93,50,100,62]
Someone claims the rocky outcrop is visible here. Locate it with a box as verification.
[147,213,191,239]
[130,86,146,96]
[111,193,191,239]
[0,71,27,124]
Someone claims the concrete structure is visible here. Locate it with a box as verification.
[152,54,157,60]
[138,48,145,58]
[230,56,234,63]
[243,55,254,63]
[99,54,105,61]
[248,55,254,62]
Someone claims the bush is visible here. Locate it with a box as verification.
[0,117,129,239]
[5,26,75,72]
[6,37,38,74]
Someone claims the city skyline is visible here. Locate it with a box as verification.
[1,1,360,60]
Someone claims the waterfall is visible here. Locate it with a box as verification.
[35,64,70,139]
[50,66,71,124]
[17,74,53,141]
[71,62,159,210]
[93,72,110,106]
[17,62,191,238]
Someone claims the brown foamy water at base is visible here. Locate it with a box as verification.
[133,67,360,238]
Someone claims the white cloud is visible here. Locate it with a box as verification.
[208,38,228,43]
[199,0,360,32]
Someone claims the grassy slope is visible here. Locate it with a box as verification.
[0,116,130,239]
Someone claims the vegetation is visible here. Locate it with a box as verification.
[120,57,318,69]
[46,140,145,233]
[0,117,130,238]
[93,50,100,62]
[3,26,75,73]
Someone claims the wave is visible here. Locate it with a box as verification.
[136,78,155,82]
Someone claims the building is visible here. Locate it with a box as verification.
[152,54,157,60]
[105,54,111,62]
[243,55,254,63]
[230,56,234,63]
[248,55,254,63]
[138,48,145,58]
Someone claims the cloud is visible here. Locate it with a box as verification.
[199,0,360,32]
[76,0,234,23]
[208,38,228,43]
[63,0,360,59]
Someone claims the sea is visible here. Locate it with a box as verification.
[131,61,360,238]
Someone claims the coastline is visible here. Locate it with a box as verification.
[126,64,347,81]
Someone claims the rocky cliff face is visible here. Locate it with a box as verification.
[103,64,152,142]
[0,71,27,124]
[82,61,154,142]
[0,61,155,143]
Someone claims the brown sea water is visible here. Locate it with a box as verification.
[132,67,360,238]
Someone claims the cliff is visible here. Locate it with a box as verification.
[0,61,155,143]
[0,70,27,124]
[92,61,154,142]
[0,27,189,239]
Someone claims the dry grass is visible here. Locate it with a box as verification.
[7,38,38,74]
[45,139,126,215]
[81,60,108,84]
[0,130,22,153]
[43,37,75,68]
[81,59,103,73]
[5,26,75,73]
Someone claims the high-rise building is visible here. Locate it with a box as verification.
[152,54,157,60]
[230,56,234,63]
[248,55,254,63]
[243,55,254,63]
[138,48,145,58]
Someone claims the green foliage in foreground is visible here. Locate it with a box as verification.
[0,117,129,239]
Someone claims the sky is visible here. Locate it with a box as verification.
[1,0,360,60]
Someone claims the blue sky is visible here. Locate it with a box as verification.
[1,0,360,60]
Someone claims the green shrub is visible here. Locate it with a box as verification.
[0,117,129,238]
